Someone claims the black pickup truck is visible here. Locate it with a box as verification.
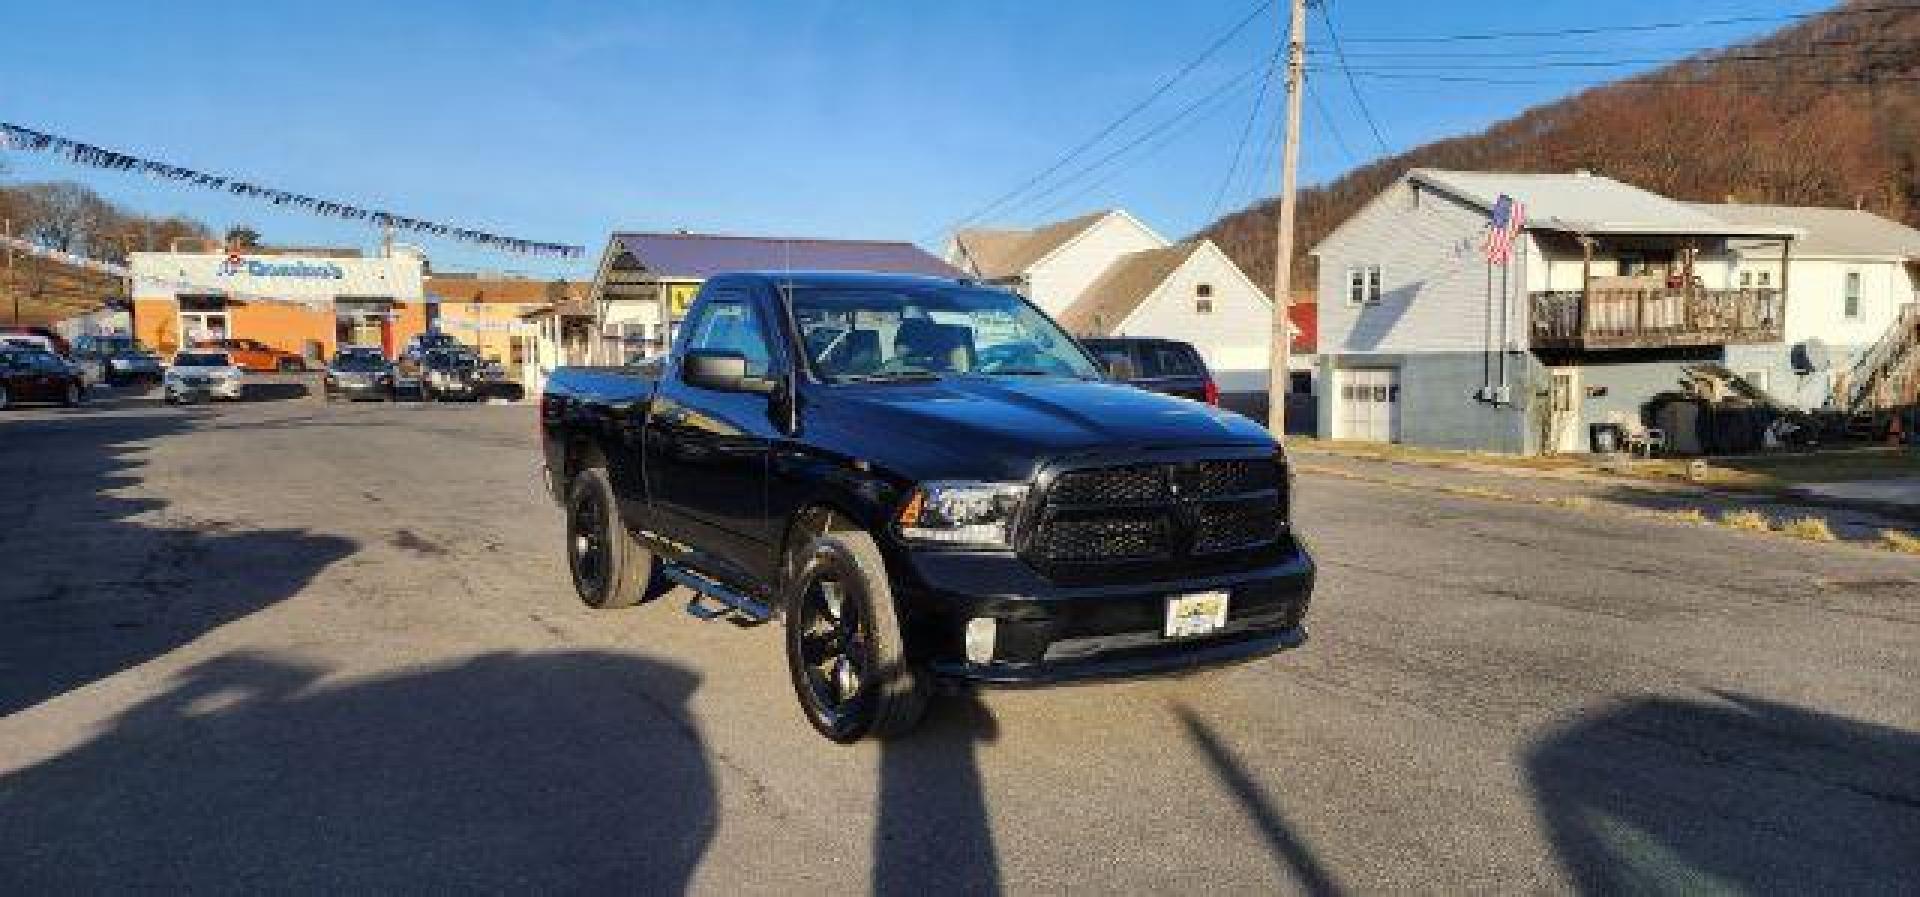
[540,272,1313,741]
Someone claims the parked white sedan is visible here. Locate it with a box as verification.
[164,350,246,403]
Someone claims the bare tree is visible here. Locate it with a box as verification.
[17,181,120,253]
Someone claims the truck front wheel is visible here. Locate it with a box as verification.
[565,466,655,609]
[784,531,930,742]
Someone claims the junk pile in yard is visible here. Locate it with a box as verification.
[1640,364,1918,454]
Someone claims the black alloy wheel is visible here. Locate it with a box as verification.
[569,481,610,599]
[784,531,928,742]
[794,574,874,739]
[564,466,653,608]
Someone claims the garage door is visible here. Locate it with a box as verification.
[1336,368,1399,442]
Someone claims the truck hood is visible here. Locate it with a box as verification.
[817,375,1273,481]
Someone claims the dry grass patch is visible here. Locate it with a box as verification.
[1655,508,1708,524]
[1720,509,1774,532]
[1881,529,1920,554]
[1779,516,1838,542]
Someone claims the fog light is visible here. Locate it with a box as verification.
[964,617,997,664]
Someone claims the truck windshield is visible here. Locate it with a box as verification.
[786,285,1100,382]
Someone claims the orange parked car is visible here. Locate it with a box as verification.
[193,338,309,372]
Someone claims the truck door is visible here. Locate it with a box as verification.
[646,289,779,585]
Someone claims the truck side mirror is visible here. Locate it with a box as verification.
[683,349,773,394]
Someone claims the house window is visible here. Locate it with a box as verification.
[1757,271,1771,287]
[1739,271,1752,288]
[1196,283,1213,298]
[1741,370,1770,393]
[1844,271,1862,318]
[1347,265,1382,306]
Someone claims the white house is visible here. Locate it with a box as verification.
[1313,168,1920,453]
[1684,202,1920,411]
[949,209,1289,406]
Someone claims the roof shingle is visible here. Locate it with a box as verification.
[610,232,959,279]
[952,210,1112,278]
[1055,241,1204,335]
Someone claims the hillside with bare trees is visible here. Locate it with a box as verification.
[0,176,212,325]
[1198,1,1920,295]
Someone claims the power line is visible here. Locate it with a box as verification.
[1308,38,1917,59]
[923,0,1275,242]
[1320,45,1920,72]
[1336,4,1920,44]
[1305,81,1360,168]
[1019,59,1273,223]
[1207,50,1283,222]
[1314,1,1390,154]
[1329,70,1920,86]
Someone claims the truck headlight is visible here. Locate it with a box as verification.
[897,481,1027,547]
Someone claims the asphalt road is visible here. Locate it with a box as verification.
[2,378,1917,894]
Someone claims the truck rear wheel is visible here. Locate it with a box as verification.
[784,530,930,742]
[565,466,655,609]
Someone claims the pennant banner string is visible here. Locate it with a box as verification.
[0,122,584,259]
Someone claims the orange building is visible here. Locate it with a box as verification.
[128,245,430,361]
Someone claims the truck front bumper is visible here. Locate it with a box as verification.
[903,537,1314,686]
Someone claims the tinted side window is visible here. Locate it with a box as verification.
[681,296,771,378]
[1137,343,1201,378]
[1084,342,1137,378]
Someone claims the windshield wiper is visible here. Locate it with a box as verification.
[834,371,943,384]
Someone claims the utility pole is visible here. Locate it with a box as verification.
[1267,0,1308,435]
[4,218,16,326]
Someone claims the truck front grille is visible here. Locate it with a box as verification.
[1023,456,1287,582]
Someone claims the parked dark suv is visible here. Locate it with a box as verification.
[1079,337,1219,406]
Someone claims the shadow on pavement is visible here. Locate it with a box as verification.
[872,690,1002,895]
[243,379,312,402]
[1176,705,1344,896]
[0,411,354,717]
[0,650,714,892]
[1528,691,1920,893]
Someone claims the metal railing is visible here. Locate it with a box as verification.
[1531,287,1785,349]
[1836,302,1920,415]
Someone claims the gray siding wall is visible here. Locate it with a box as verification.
[1318,351,1535,453]
[1723,343,1865,411]
[1563,360,1702,429]
[1316,182,1515,355]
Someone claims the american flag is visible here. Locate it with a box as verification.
[1484,194,1525,266]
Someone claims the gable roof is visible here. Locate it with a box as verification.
[608,231,959,280]
[426,276,585,304]
[951,210,1112,278]
[1055,241,1204,334]
[1408,169,1801,238]
[1684,203,1920,259]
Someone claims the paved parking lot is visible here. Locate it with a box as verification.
[2,379,1917,893]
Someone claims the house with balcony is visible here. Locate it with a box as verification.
[1310,169,1824,453]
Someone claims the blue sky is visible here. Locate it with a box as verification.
[0,0,1829,278]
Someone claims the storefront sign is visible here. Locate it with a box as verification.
[218,257,346,279]
[667,282,701,318]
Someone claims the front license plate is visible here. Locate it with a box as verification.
[1164,590,1230,638]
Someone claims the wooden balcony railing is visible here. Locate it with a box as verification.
[1530,288,1785,349]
